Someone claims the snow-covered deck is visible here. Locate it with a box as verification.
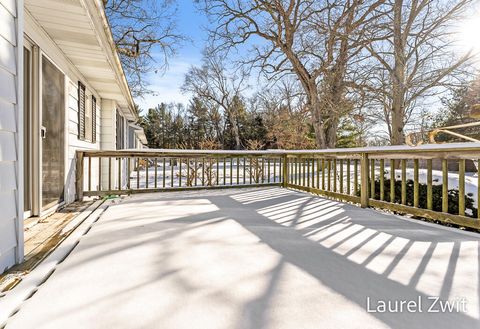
[4,187,480,329]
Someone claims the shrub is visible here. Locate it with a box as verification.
[357,179,478,218]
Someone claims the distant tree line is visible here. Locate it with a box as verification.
[140,83,365,150]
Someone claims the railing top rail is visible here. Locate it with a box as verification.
[77,142,480,157]
[77,149,287,157]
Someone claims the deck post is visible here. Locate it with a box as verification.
[282,154,288,188]
[75,151,84,201]
[360,153,369,208]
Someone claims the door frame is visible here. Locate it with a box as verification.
[23,36,41,218]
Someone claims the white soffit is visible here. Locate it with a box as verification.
[25,0,136,120]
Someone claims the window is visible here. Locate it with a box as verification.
[78,82,97,142]
[116,110,125,149]
[78,82,85,140]
[92,96,97,143]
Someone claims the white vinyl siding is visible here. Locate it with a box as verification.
[0,0,21,273]
[65,79,101,203]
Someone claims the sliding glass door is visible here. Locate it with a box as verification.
[41,56,65,208]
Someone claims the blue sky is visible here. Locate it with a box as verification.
[135,1,209,111]
[134,1,480,115]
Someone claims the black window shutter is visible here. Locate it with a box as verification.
[92,95,97,143]
[78,82,86,140]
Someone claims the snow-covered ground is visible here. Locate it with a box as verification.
[129,161,283,189]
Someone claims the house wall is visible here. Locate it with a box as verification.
[0,0,23,272]
[100,102,131,190]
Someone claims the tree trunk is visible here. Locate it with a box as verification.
[391,101,405,145]
[229,114,242,150]
[232,124,241,150]
[309,93,328,149]
[391,0,406,145]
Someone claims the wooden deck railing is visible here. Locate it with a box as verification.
[76,143,480,230]
[75,149,286,199]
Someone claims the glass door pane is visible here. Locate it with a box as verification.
[41,56,65,208]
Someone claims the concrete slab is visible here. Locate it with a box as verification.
[4,188,480,329]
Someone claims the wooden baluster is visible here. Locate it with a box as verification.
[327,159,332,191]
[243,157,246,184]
[108,157,112,191]
[171,158,175,187]
[273,158,276,183]
[154,158,158,188]
[136,157,140,190]
[316,158,320,189]
[88,156,92,192]
[163,158,166,187]
[346,159,351,195]
[361,153,369,208]
[427,159,433,210]
[223,158,226,185]
[179,159,182,187]
[194,158,198,186]
[144,158,147,189]
[442,159,448,213]
[230,158,233,185]
[304,158,310,187]
[459,159,465,216]
[127,157,131,190]
[354,159,358,196]
[187,158,190,187]
[201,158,205,186]
[119,157,122,190]
[379,159,384,201]
[478,159,480,219]
[295,158,298,185]
[216,158,219,186]
[312,158,315,188]
[249,157,252,184]
[236,158,240,185]
[339,159,344,194]
[413,159,419,208]
[390,159,395,203]
[261,158,265,184]
[98,157,102,192]
[322,159,326,190]
[401,159,406,205]
[370,159,375,199]
[265,158,269,183]
[333,159,337,192]
[209,158,213,186]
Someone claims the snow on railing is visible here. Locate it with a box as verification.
[76,144,480,230]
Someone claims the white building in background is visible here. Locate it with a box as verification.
[0,0,147,273]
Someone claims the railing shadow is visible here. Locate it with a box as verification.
[18,187,479,329]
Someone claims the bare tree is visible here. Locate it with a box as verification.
[365,0,475,144]
[254,81,316,149]
[196,0,386,148]
[104,0,183,98]
[181,51,248,149]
